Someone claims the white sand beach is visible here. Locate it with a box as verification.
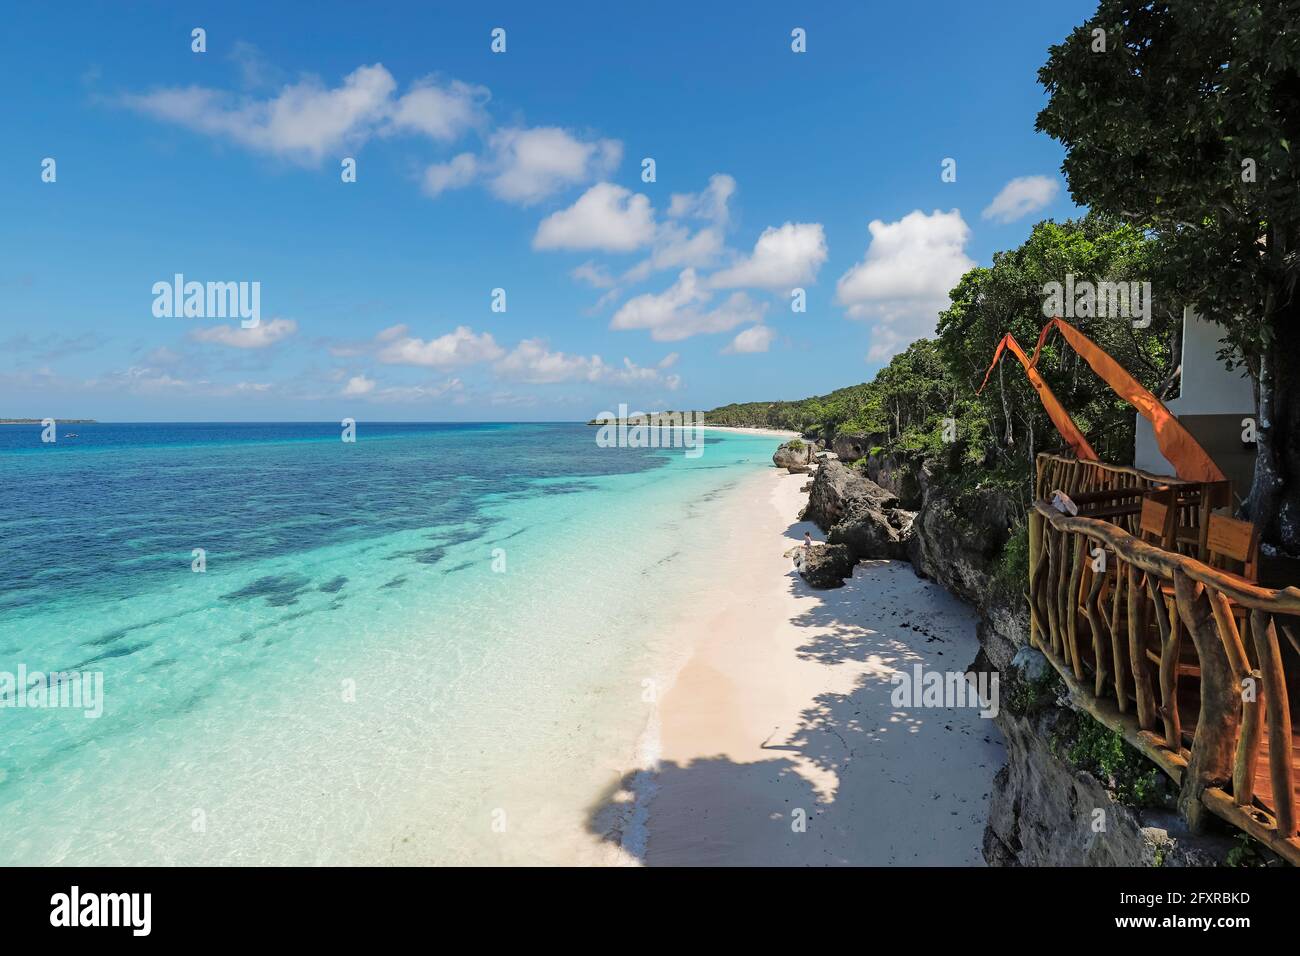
[701,425,802,438]
[600,468,1006,865]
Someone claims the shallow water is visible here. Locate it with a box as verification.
[0,422,780,864]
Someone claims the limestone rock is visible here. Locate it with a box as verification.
[864,448,923,509]
[830,432,874,462]
[791,543,855,589]
[772,440,813,471]
[803,459,915,562]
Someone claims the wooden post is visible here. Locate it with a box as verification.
[1147,576,1181,748]
[1040,530,1060,658]
[1028,510,1042,648]
[1250,610,1296,837]
[1205,589,1260,806]
[1085,556,1110,697]
[1173,570,1240,834]
[1127,562,1158,731]
[1044,525,1061,656]
[1109,563,1129,713]
[1067,534,1087,680]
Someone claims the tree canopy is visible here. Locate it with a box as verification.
[1036,0,1300,547]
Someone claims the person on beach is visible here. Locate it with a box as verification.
[803,531,813,550]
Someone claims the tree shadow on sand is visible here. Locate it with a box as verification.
[586,550,1005,865]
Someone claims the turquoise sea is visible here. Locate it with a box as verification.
[0,422,781,864]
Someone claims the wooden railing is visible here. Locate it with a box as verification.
[1028,454,1300,864]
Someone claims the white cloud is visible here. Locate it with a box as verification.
[362,378,464,403]
[388,79,488,141]
[571,261,617,288]
[610,269,767,342]
[723,325,775,354]
[494,339,609,384]
[609,356,682,388]
[485,127,621,205]
[533,182,656,252]
[121,65,486,166]
[835,209,975,361]
[981,175,1059,224]
[422,153,478,197]
[492,340,681,389]
[376,325,505,368]
[567,173,735,295]
[84,366,271,397]
[191,318,298,349]
[122,63,627,212]
[229,41,282,90]
[623,222,724,281]
[667,173,736,225]
[342,374,375,396]
[621,174,734,282]
[709,222,827,290]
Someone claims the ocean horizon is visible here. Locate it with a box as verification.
[0,421,783,864]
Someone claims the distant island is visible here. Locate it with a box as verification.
[0,418,97,424]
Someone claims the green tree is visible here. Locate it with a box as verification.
[937,214,1178,491]
[1036,0,1300,550]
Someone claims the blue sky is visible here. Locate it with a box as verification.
[1,1,1095,421]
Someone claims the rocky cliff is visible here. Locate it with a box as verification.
[802,459,913,571]
[789,450,1239,866]
[983,648,1236,866]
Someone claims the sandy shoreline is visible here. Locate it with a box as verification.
[701,425,801,438]
[599,467,1005,865]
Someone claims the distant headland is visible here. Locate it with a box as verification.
[0,418,98,424]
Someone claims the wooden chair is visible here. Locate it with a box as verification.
[1139,487,1178,549]
[1201,509,1262,657]
[1204,509,1261,584]
[1195,480,1235,561]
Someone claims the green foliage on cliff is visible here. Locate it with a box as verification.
[1005,659,1063,718]
[992,521,1030,600]
[1050,712,1171,808]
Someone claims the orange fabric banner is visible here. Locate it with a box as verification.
[978,332,1099,462]
[1029,317,1225,483]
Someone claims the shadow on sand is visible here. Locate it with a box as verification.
[586,519,1005,866]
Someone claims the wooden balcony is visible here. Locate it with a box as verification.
[1028,453,1300,864]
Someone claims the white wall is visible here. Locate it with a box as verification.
[1133,307,1253,476]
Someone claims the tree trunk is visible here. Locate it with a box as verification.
[1245,293,1300,554]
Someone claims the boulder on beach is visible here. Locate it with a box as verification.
[803,459,915,562]
[790,542,856,589]
[772,439,813,473]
